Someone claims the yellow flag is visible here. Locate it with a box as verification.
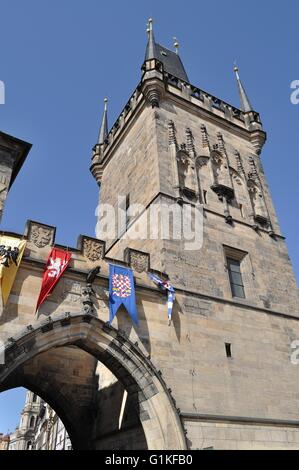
[0,236,26,307]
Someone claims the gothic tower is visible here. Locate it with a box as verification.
[91,20,298,314]
[14,391,41,450]
[1,19,299,451]
[89,20,299,448]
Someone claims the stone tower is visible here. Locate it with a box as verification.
[1,20,299,451]
[10,391,41,450]
[91,20,298,313]
[89,20,299,448]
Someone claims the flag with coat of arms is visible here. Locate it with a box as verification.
[36,247,72,313]
[109,264,138,325]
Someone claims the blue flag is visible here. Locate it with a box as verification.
[109,264,139,325]
[147,273,175,325]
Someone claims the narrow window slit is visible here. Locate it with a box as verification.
[225,343,232,358]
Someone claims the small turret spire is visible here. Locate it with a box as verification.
[98,98,108,145]
[143,19,190,83]
[234,64,253,113]
[145,18,158,60]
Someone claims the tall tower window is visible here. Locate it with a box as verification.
[125,194,131,228]
[29,416,35,428]
[226,257,245,299]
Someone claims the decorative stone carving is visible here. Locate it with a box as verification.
[185,128,196,158]
[247,156,269,224]
[248,155,260,182]
[0,174,7,194]
[234,150,246,178]
[200,124,210,149]
[230,168,243,186]
[125,248,150,273]
[177,150,197,199]
[145,86,160,108]
[247,180,269,224]
[81,284,96,316]
[26,221,55,248]
[210,151,234,199]
[168,121,199,199]
[80,236,105,262]
[196,156,208,168]
[216,132,226,154]
[168,120,178,148]
[0,174,8,213]
[81,267,101,316]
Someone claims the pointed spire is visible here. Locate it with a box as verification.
[145,18,157,61]
[234,64,254,113]
[98,98,108,145]
[143,18,189,83]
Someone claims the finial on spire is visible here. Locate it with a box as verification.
[98,97,108,145]
[147,18,153,33]
[145,17,157,61]
[173,37,179,54]
[233,63,253,113]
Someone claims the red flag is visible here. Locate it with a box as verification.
[36,248,72,312]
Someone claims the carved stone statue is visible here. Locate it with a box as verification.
[177,150,197,198]
[81,267,101,316]
[248,181,268,222]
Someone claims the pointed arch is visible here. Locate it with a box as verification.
[0,313,186,450]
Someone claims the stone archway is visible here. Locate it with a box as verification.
[0,312,187,450]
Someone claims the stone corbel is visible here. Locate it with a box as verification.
[141,77,165,109]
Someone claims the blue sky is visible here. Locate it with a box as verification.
[0,0,298,432]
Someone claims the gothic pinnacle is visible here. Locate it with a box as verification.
[234,64,254,113]
[98,97,108,145]
[145,18,158,61]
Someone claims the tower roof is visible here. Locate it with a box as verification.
[234,65,253,113]
[144,19,189,83]
[98,98,108,145]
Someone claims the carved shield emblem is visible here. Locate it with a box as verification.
[29,224,53,248]
[83,239,104,262]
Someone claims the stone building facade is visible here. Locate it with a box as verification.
[0,433,10,450]
[0,21,298,450]
[6,391,71,450]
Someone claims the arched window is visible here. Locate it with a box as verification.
[32,394,37,402]
[26,441,32,450]
[29,416,35,428]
